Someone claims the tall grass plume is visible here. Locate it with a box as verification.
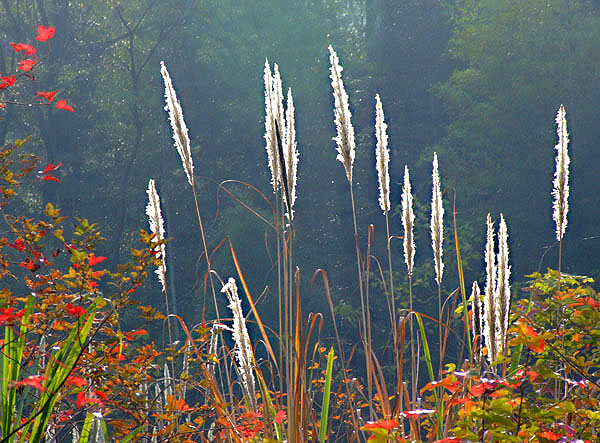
[160,61,194,187]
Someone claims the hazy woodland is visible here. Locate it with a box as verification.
[1,1,600,441]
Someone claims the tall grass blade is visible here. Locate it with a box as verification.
[415,313,443,439]
[1,296,33,443]
[29,299,99,442]
[452,192,471,357]
[319,347,335,442]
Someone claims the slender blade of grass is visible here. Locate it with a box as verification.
[319,347,335,442]
[415,313,443,439]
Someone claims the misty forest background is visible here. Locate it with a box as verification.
[2,0,600,371]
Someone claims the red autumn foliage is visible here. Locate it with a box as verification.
[10,42,37,55]
[35,25,55,42]
[38,91,59,103]
[15,375,46,391]
[18,59,36,72]
[55,99,74,112]
[88,254,107,266]
[65,303,86,317]
[0,75,16,89]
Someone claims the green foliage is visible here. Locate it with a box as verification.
[430,270,600,442]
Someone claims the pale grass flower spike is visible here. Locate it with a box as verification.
[263,59,279,191]
[402,165,415,276]
[221,277,257,409]
[483,214,498,363]
[552,104,570,241]
[495,213,511,355]
[146,179,167,293]
[430,152,444,285]
[160,61,194,186]
[284,88,299,220]
[272,64,285,143]
[375,94,390,213]
[328,45,355,183]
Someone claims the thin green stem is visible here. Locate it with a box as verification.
[349,183,373,418]
[190,180,220,321]
[385,213,399,376]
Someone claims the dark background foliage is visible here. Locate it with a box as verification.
[1,0,599,374]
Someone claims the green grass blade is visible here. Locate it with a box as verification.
[256,371,282,441]
[29,300,98,442]
[318,347,335,442]
[118,424,145,443]
[415,313,443,439]
[78,412,95,443]
[1,296,34,442]
[453,194,471,357]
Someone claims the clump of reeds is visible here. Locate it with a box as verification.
[480,213,512,364]
[483,214,498,363]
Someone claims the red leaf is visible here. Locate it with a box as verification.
[37,91,59,104]
[0,75,16,89]
[55,99,74,112]
[15,375,46,391]
[35,25,55,42]
[66,376,87,388]
[42,174,60,182]
[125,329,147,341]
[274,409,287,424]
[8,238,25,251]
[88,254,107,266]
[363,419,401,431]
[76,392,100,408]
[18,59,36,72]
[0,307,25,324]
[470,380,498,396]
[528,337,545,353]
[539,430,561,441]
[65,303,86,317]
[402,409,435,418]
[10,43,36,55]
[19,258,40,272]
[42,162,62,173]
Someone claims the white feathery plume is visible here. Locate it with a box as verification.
[495,214,511,355]
[328,45,356,183]
[272,64,285,143]
[221,278,257,409]
[284,87,299,220]
[402,165,415,276]
[375,94,390,214]
[470,281,482,360]
[430,152,444,285]
[263,59,279,192]
[483,214,498,363]
[552,104,570,242]
[146,179,167,293]
[160,61,194,186]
